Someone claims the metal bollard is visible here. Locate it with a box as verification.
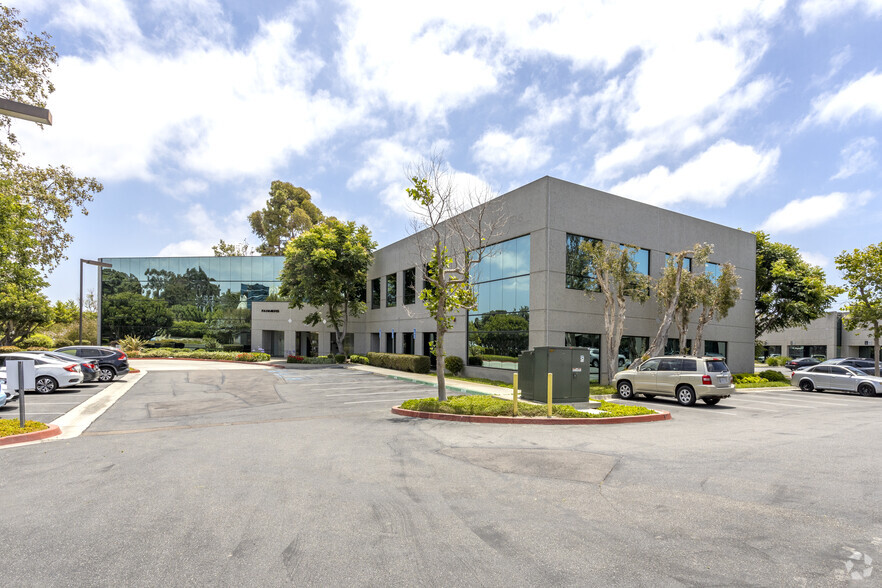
[547,372,553,417]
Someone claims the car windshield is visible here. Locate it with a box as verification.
[705,360,728,373]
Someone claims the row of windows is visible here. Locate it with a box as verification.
[370,267,419,309]
[102,256,285,284]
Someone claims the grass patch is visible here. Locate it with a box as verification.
[0,419,49,438]
[399,394,655,418]
[735,381,792,389]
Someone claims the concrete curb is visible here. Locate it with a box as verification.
[391,406,671,425]
[0,424,62,446]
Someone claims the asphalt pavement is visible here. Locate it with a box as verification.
[1,361,880,586]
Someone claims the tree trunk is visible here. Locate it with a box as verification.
[647,260,686,358]
[602,288,617,386]
[436,326,447,401]
[677,311,689,354]
[693,309,711,357]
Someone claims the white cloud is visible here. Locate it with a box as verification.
[800,0,882,33]
[799,251,829,268]
[471,130,552,173]
[758,191,872,233]
[19,4,363,184]
[832,137,877,180]
[609,140,779,207]
[804,70,882,128]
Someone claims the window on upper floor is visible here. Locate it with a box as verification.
[565,233,600,291]
[386,273,397,307]
[370,278,380,309]
[665,253,692,272]
[403,268,416,305]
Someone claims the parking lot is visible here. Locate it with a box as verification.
[0,379,115,423]
[3,362,882,585]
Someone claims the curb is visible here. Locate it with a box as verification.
[391,406,671,425]
[0,424,62,446]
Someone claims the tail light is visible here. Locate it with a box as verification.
[701,375,712,385]
[84,363,95,369]
[790,371,794,378]
[64,364,78,372]
[118,352,127,360]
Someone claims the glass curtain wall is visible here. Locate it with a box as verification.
[100,256,285,347]
[566,233,600,290]
[469,235,530,370]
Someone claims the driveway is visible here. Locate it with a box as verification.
[1,363,880,585]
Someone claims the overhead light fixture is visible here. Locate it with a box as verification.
[0,97,52,125]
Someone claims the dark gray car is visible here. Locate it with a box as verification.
[55,346,130,382]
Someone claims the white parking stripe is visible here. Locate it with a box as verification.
[327,390,431,397]
[343,398,417,404]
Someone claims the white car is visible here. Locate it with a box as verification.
[0,353,84,393]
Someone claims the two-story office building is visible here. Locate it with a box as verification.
[251,176,756,382]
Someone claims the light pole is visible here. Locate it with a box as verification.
[0,97,52,125]
[80,259,112,345]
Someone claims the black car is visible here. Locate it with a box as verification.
[784,357,820,370]
[18,350,100,383]
[827,357,878,370]
[55,346,130,382]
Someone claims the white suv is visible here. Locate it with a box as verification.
[613,356,734,406]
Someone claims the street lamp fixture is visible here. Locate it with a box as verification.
[0,97,52,125]
[80,259,112,345]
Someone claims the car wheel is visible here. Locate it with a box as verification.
[643,394,656,399]
[35,376,58,394]
[591,359,598,368]
[703,397,721,405]
[799,379,814,392]
[618,358,625,367]
[617,381,635,400]
[98,367,115,382]
[858,384,877,397]
[676,385,696,406]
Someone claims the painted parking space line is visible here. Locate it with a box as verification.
[344,398,419,404]
[736,397,848,409]
[326,390,432,397]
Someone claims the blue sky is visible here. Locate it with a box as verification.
[16,0,882,304]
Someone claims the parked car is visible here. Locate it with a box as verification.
[587,348,627,368]
[823,357,878,371]
[54,346,130,382]
[16,350,99,383]
[791,364,882,397]
[0,370,7,408]
[613,356,734,406]
[784,357,820,370]
[0,368,18,402]
[0,353,84,393]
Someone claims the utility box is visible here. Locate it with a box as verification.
[517,346,591,403]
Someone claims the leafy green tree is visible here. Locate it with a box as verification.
[692,262,741,357]
[407,156,504,401]
[754,231,840,339]
[580,241,651,384]
[101,269,142,297]
[211,239,253,256]
[144,267,219,309]
[647,244,711,358]
[51,299,78,324]
[835,243,882,377]
[0,276,53,345]
[102,292,174,340]
[169,304,205,322]
[279,218,375,357]
[249,181,324,255]
[0,6,102,273]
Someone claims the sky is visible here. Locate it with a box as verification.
[15,0,882,304]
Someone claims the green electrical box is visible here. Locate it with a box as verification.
[517,346,591,403]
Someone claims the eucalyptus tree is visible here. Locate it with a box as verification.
[692,263,741,357]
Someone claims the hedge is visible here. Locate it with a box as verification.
[349,354,370,365]
[367,352,431,374]
[128,349,269,362]
[758,369,788,382]
[445,356,464,375]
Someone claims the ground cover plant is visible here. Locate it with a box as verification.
[127,348,270,362]
[0,419,48,438]
[399,394,655,418]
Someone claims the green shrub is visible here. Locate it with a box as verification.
[19,333,53,348]
[119,335,146,353]
[169,320,207,338]
[334,354,345,363]
[733,373,768,384]
[766,356,792,367]
[53,338,73,348]
[480,354,519,363]
[349,354,369,365]
[759,369,788,382]
[468,356,483,366]
[445,356,464,375]
[26,347,52,351]
[0,346,22,353]
[367,352,431,374]
[399,395,655,418]
[302,356,335,364]
[202,335,220,350]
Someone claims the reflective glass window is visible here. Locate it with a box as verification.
[386,273,397,307]
[705,262,721,280]
[630,247,650,276]
[404,268,416,305]
[566,233,599,290]
[371,278,381,309]
[665,254,692,272]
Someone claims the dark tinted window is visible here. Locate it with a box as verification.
[658,358,680,371]
[812,366,831,374]
[680,359,697,372]
[403,268,416,305]
[371,278,380,309]
[705,360,728,373]
[830,367,848,375]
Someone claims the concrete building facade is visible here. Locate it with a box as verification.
[252,177,757,382]
[760,312,878,360]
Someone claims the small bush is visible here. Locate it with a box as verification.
[334,354,345,363]
[759,369,788,382]
[468,356,483,366]
[236,352,270,362]
[119,335,146,353]
[367,352,431,374]
[202,335,220,350]
[733,373,768,384]
[349,354,369,365]
[302,356,335,364]
[26,346,51,351]
[766,356,792,367]
[287,355,305,363]
[19,333,53,348]
[0,346,22,353]
[53,338,73,348]
[445,356,464,375]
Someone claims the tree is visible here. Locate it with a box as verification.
[102,292,174,340]
[407,156,505,401]
[580,241,651,384]
[0,6,103,273]
[249,181,324,255]
[692,263,741,357]
[646,244,711,359]
[101,269,142,297]
[51,299,78,324]
[212,239,253,256]
[0,277,53,345]
[835,243,882,377]
[754,231,840,339]
[279,218,376,358]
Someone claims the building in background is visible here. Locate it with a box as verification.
[760,312,876,360]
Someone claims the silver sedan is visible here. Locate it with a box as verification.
[791,364,882,397]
